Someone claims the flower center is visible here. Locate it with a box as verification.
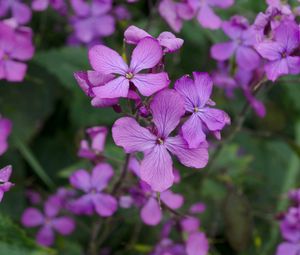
[2,53,9,61]
[157,138,164,145]
[125,72,134,79]
[193,107,199,113]
[90,188,97,194]
[281,51,287,58]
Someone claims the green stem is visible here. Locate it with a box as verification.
[13,136,55,190]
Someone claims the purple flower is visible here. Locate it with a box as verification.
[186,232,209,255]
[70,0,115,44]
[175,72,230,148]
[276,242,300,255]
[124,25,184,53]
[21,196,75,246]
[150,239,186,255]
[255,21,300,81]
[26,190,42,205]
[0,165,14,202]
[0,0,31,24]
[32,0,67,14]
[0,21,34,82]
[89,37,170,99]
[279,206,300,243]
[211,15,261,71]
[189,202,206,214]
[0,116,12,156]
[112,89,208,192]
[113,5,131,21]
[77,126,108,160]
[69,163,117,217]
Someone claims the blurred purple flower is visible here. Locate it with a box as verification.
[276,242,300,255]
[32,0,67,14]
[26,190,42,205]
[186,232,209,255]
[69,163,117,217]
[113,5,131,21]
[0,165,14,202]
[89,37,170,99]
[175,72,230,148]
[211,15,261,71]
[0,0,31,24]
[255,20,300,81]
[0,116,12,156]
[150,238,186,255]
[0,21,34,82]
[21,196,75,246]
[113,89,209,191]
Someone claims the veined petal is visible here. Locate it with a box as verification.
[274,21,299,54]
[112,117,156,153]
[91,163,114,192]
[130,37,163,73]
[131,73,170,97]
[69,169,91,192]
[166,136,208,168]
[150,89,185,138]
[89,45,128,75]
[140,145,174,192]
[92,76,129,99]
[193,72,213,107]
[92,193,118,217]
[0,165,12,182]
[140,197,162,225]
[157,32,184,53]
[124,25,151,44]
[161,190,184,209]
[255,42,283,61]
[198,108,230,131]
[211,41,236,61]
[21,208,44,227]
[265,59,289,81]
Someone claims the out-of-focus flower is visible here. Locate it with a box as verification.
[21,196,75,246]
[0,21,34,82]
[89,37,170,99]
[255,20,300,81]
[69,163,117,217]
[26,190,42,205]
[211,15,261,71]
[112,89,208,192]
[0,0,31,24]
[113,5,131,21]
[0,165,14,202]
[0,116,12,156]
[124,25,184,53]
[32,0,67,14]
[175,72,230,148]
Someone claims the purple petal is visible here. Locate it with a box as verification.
[87,126,108,152]
[11,28,34,61]
[89,45,128,75]
[236,46,260,71]
[130,37,163,73]
[157,32,184,53]
[255,42,283,61]
[124,25,151,44]
[44,196,62,218]
[140,145,174,192]
[276,242,300,255]
[112,117,156,153]
[92,76,129,99]
[181,217,200,234]
[36,225,54,247]
[287,56,300,75]
[131,73,170,97]
[208,0,234,8]
[94,15,115,37]
[70,0,90,16]
[69,194,94,215]
[32,0,49,11]
[211,41,236,61]
[140,197,162,225]
[197,4,221,30]
[166,136,209,169]
[182,114,206,149]
[161,190,184,209]
[12,2,32,24]
[265,59,289,81]
[129,156,141,177]
[91,163,114,192]
[159,0,183,33]
[92,193,118,217]
[274,21,299,54]
[186,232,209,255]
[150,89,185,138]
[69,169,91,192]
[52,217,75,235]
[91,0,112,16]
[0,165,12,182]
[91,97,119,108]
[199,108,230,131]
[4,60,27,82]
[193,72,213,107]
[21,208,44,227]
[190,202,206,214]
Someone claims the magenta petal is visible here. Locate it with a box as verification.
[255,42,282,61]
[197,4,221,30]
[182,114,206,149]
[166,136,208,169]
[124,25,151,44]
[140,145,174,192]
[91,163,114,192]
[92,76,129,99]
[92,193,118,217]
[52,217,75,235]
[161,190,184,209]
[157,32,184,53]
[199,108,229,131]
[70,0,90,16]
[150,89,185,137]
[132,73,170,97]
[12,2,32,24]
[94,15,115,37]
[21,208,44,227]
[128,156,141,177]
[276,242,300,255]
[91,97,118,107]
[265,59,289,82]
[112,117,156,153]
[181,217,200,234]
[32,0,49,11]
[186,232,209,255]
[208,0,234,8]
[140,197,162,225]
[69,194,94,215]
[0,165,12,182]
[159,0,183,33]
[36,225,54,247]
[211,41,236,61]
[130,37,163,73]
[4,60,27,82]
[193,72,213,107]
[44,196,62,218]
[236,46,260,71]
[89,45,128,75]
[88,126,108,152]
[69,169,91,192]
[287,56,300,75]
[274,21,299,53]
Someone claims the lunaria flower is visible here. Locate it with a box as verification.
[211,15,261,71]
[255,20,300,81]
[78,126,108,160]
[0,0,31,24]
[89,37,170,99]
[124,25,184,53]
[21,196,75,246]
[0,116,12,156]
[0,21,34,82]
[0,165,14,202]
[112,89,208,192]
[69,163,117,217]
[175,72,230,149]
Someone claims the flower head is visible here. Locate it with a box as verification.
[0,165,14,202]
[0,0,31,24]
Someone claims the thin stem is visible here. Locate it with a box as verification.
[112,153,130,194]
[13,136,55,190]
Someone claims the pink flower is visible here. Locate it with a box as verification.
[112,89,208,192]
[89,37,170,99]
[0,165,14,202]
[0,116,12,156]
